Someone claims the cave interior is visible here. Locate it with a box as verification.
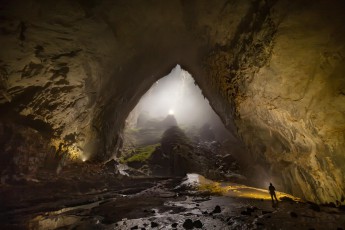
[0,0,345,229]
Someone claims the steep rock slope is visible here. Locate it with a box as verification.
[205,0,345,203]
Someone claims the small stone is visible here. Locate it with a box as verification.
[171,223,178,228]
[323,202,337,208]
[202,211,208,215]
[183,219,194,229]
[339,205,345,212]
[290,211,298,218]
[279,196,294,202]
[213,205,221,213]
[309,203,321,212]
[241,210,251,216]
[262,210,272,215]
[131,226,138,230]
[193,220,203,228]
[246,207,257,213]
[151,222,159,228]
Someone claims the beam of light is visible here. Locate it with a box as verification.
[185,173,302,201]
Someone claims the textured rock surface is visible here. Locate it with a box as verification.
[204,0,345,203]
[0,0,118,162]
[0,121,52,182]
[0,0,344,203]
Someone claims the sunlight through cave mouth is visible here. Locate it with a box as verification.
[119,65,239,178]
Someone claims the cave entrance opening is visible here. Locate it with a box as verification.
[119,65,239,178]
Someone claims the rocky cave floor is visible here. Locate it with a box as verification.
[1,164,345,230]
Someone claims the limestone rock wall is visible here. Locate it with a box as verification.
[0,121,51,181]
[0,0,118,162]
[205,0,345,203]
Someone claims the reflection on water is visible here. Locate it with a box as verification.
[30,215,81,230]
[29,199,110,229]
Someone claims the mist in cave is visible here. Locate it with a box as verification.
[124,65,231,143]
[119,65,239,179]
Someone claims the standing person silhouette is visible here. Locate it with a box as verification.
[269,183,278,202]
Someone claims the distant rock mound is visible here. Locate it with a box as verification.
[159,115,178,130]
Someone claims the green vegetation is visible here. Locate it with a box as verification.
[121,144,160,163]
